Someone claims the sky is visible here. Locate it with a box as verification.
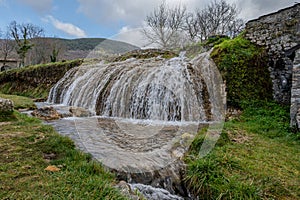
[0,0,297,47]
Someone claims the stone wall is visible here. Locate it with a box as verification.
[291,49,300,127]
[245,3,300,105]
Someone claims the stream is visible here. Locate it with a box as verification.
[36,50,225,199]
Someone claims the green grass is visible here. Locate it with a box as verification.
[185,101,300,199]
[0,112,128,199]
[0,93,36,110]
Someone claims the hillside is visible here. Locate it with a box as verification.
[0,37,140,63]
[55,38,140,60]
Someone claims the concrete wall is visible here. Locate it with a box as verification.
[244,3,300,105]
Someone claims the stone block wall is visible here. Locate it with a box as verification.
[291,49,300,127]
[245,3,300,105]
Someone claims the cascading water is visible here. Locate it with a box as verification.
[47,50,225,199]
[48,53,212,121]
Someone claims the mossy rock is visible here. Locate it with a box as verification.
[211,36,273,107]
[112,49,178,62]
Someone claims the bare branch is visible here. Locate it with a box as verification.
[142,1,186,49]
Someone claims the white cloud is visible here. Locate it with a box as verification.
[77,0,297,27]
[236,0,296,20]
[77,0,202,26]
[111,26,147,48]
[17,0,53,13]
[44,15,87,38]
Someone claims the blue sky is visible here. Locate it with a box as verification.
[0,0,297,46]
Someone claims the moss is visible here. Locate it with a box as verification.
[205,35,230,47]
[211,36,273,107]
[112,49,178,62]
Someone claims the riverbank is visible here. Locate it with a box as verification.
[1,94,299,199]
[0,94,128,199]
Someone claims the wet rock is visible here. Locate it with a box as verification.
[115,181,141,200]
[226,108,242,121]
[130,183,184,200]
[69,107,91,117]
[115,161,189,198]
[0,97,14,113]
[31,106,61,120]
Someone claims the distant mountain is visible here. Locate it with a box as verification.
[57,38,140,60]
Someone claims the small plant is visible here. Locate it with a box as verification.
[50,48,59,62]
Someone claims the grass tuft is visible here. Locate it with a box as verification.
[185,101,300,199]
[0,112,128,199]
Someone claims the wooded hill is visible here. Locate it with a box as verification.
[0,37,139,65]
[58,38,140,60]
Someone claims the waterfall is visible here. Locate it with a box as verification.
[48,52,221,122]
[47,50,225,199]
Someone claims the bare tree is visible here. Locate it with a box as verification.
[142,1,186,49]
[27,37,66,65]
[195,10,211,42]
[0,31,15,67]
[228,18,245,38]
[9,21,44,67]
[184,12,199,42]
[195,0,244,40]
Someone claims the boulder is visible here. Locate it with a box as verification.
[69,107,91,117]
[31,106,61,120]
[114,181,140,200]
[0,97,14,113]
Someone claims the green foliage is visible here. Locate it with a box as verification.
[185,101,300,199]
[211,36,273,107]
[239,100,295,139]
[50,48,59,62]
[205,35,230,47]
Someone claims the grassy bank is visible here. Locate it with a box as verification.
[0,93,36,110]
[185,101,300,199]
[0,95,127,199]
[0,59,83,99]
